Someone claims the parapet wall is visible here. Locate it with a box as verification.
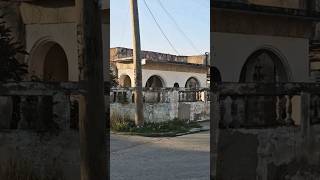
[110,88,210,122]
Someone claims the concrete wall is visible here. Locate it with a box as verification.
[110,89,210,122]
[110,101,209,122]
[117,68,207,88]
[211,32,310,82]
[25,23,79,81]
[217,125,320,180]
[0,130,80,180]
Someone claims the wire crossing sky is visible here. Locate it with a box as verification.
[110,0,210,56]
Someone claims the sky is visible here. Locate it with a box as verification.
[110,0,210,56]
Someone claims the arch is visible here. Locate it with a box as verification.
[240,48,291,82]
[145,75,165,88]
[210,66,222,83]
[239,48,291,126]
[119,74,132,87]
[29,39,68,81]
[173,83,180,88]
[185,77,200,89]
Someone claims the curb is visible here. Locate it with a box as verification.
[111,127,209,137]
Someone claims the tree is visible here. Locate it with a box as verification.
[0,15,27,82]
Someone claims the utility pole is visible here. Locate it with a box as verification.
[76,0,107,179]
[130,0,144,126]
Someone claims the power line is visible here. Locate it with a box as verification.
[142,0,180,55]
[157,0,200,54]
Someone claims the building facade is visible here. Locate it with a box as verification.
[1,0,110,82]
[211,0,318,83]
[111,47,210,88]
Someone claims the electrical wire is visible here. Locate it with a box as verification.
[142,0,180,55]
[157,0,200,54]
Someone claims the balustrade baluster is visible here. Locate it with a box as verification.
[230,96,240,128]
[224,96,233,128]
[18,96,28,129]
[285,95,294,125]
[276,95,281,123]
[317,95,320,122]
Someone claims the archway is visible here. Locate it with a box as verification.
[29,41,68,81]
[210,66,222,83]
[119,74,132,87]
[185,77,200,89]
[240,49,289,82]
[145,75,164,88]
[240,49,290,126]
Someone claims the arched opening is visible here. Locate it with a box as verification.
[185,77,200,89]
[119,75,132,87]
[29,41,68,81]
[210,66,222,83]
[145,75,164,88]
[43,44,68,81]
[240,49,290,126]
[174,83,179,88]
[240,49,289,82]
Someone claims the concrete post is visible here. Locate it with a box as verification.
[129,0,144,126]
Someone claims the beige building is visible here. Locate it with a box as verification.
[211,0,319,83]
[111,47,210,88]
[2,0,110,82]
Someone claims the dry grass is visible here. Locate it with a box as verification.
[0,158,65,180]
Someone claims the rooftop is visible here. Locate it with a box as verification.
[110,47,210,66]
[212,0,320,20]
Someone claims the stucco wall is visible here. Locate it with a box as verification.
[110,101,209,122]
[25,23,79,81]
[211,32,310,82]
[117,68,207,88]
[217,125,320,179]
[0,131,80,180]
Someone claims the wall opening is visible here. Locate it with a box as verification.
[146,75,164,88]
[185,77,200,89]
[29,41,69,81]
[119,75,131,87]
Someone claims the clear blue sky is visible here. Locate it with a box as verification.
[110,0,210,56]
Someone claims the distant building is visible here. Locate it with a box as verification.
[110,47,210,88]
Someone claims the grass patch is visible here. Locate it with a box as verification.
[110,113,201,136]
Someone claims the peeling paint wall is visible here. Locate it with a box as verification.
[0,131,80,180]
[217,125,320,179]
[110,88,210,122]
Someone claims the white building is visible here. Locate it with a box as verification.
[110,47,210,88]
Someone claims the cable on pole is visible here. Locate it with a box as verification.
[157,0,200,54]
[142,0,180,55]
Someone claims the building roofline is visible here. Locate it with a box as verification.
[110,47,209,57]
[113,58,209,69]
[211,1,320,21]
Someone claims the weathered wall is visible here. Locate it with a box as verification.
[110,89,210,122]
[25,23,78,81]
[110,101,210,122]
[217,125,320,180]
[211,32,310,82]
[0,130,80,180]
[117,68,207,88]
[248,0,303,9]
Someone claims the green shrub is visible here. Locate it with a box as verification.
[110,114,201,135]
